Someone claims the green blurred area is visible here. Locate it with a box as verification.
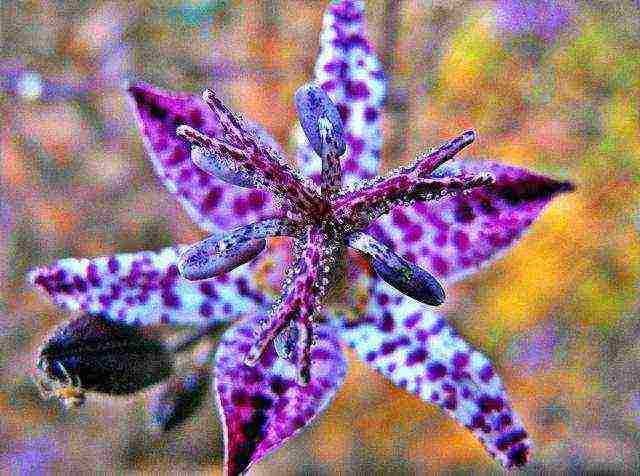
[1,0,639,473]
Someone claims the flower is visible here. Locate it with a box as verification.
[29,1,573,474]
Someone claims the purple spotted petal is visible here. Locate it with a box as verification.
[215,315,347,476]
[338,278,532,469]
[29,247,268,327]
[128,82,276,233]
[369,161,574,283]
[297,0,385,186]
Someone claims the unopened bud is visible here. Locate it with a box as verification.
[294,83,346,159]
[35,313,173,408]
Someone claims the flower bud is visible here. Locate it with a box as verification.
[35,313,173,408]
[294,83,346,159]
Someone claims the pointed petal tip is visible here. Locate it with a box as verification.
[558,179,576,194]
[462,129,477,146]
[202,88,216,104]
[126,80,154,103]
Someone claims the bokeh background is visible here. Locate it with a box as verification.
[1,0,639,474]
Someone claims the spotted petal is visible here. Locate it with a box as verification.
[29,247,267,327]
[369,161,574,283]
[338,277,532,469]
[297,0,385,186]
[128,82,276,233]
[215,315,347,476]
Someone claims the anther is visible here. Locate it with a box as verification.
[294,83,346,160]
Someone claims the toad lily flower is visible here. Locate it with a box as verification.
[28,1,573,474]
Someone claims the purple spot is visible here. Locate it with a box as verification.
[201,186,223,211]
[404,223,423,243]
[452,352,469,369]
[232,197,249,216]
[431,255,449,276]
[443,395,457,410]
[498,413,513,430]
[480,364,494,382]
[434,232,447,247]
[376,292,390,306]
[427,362,447,381]
[429,318,445,335]
[364,106,378,123]
[455,201,475,223]
[470,414,487,430]
[246,190,266,210]
[406,348,428,366]
[379,312,394,332]
[72,275,87,293]
[507,443,529,467]
[199,281,218,298]
[403,312,421,329]
[452,230,470,252]
[161,291,180,308]
[496,429,528,451]
[200,302,212,317]
[107,257,120,274]
[478,395,505,413]
[391,209,410,227]
[86,263,101,287]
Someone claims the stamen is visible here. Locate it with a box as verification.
[334,172,495,231]
[294,83,346,160]
[295,320,313,386]
[348,233,445,306]
[191,145,256,188]
[243,226,326,384]
[273,320,299,360]
[179,236,266,281]
[180,93,324,214]
[295,83,345,197]
[177,124,215,148]
[178,218,299,281]
[413,130,477,177]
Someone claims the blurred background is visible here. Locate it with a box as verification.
[1,0,639,474]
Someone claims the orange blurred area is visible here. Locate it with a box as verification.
[2,0,639,474]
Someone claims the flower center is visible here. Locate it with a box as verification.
[177,84,492,385]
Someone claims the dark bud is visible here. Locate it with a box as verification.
[294,83,346,159]
[35,313,173,408]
